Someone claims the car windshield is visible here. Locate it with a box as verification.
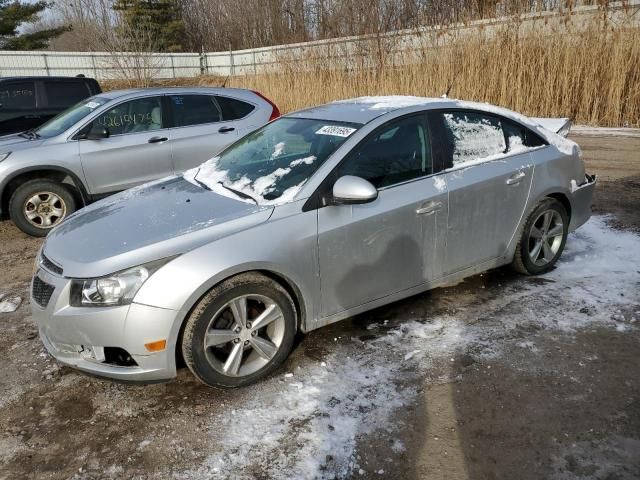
[184,117,360,205]
[35,96,111,138]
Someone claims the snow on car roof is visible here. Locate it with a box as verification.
[288,95,577,156]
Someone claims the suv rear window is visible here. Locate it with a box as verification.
[0,81,36,109]
[45,81,90,108]
[215,95,255,120]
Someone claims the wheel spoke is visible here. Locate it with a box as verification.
[41,215,53,227]
[542,240,554,261]
[250,303,282,331]
[205,329,238,347]
[229,297,247,328]
[223,343,244,375]
[25,210,40,220]
[27,195,42,208]
[547,224,563,238]
[530,240,543,261]
[541,212,552,233]
[250,336,277,360]
[530,226,543,239]
[50,207,65,218]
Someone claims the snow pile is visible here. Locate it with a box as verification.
[183,155,317,206]
[188,354,412,479]
[0,294,21,313]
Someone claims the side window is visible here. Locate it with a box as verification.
[44,81,89,108]
[94,97,163,136]
[336,115,431,189]
[503,119,547,151]
[170,95,221,127]
[442,111,506,166]
[0,81,36,109]
[215,95,255,120]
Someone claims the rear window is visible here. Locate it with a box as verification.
[442,111,506,166]
[0,81,36,109]
[170,95,221,127]
[45,81,90,108]
[216,95,255,120]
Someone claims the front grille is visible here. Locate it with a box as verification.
[41,253,63,275]
[32,276,55,308]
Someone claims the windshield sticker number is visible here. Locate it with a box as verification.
[85,101,101,109]
[315,125,356,137]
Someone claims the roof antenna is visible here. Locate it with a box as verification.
[443,60,461,98]
[220,75,230,88]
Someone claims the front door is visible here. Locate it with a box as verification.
[437,110,534,274]
[0,80,38,135]
[79,96,173,194]
[317,114,447,317]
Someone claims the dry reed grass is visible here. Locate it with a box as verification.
[103,15,640,127]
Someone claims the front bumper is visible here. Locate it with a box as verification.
[569,173,597,232]
[31,267,179,382]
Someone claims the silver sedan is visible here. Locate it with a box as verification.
[31,96,596,388]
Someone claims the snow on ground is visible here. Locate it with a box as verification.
[179,217,639,480]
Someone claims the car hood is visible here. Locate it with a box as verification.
[44,176,273,278]
[0,133,46,151]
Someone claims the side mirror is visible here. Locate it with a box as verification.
[330,175,378,205]
[86,125,109,140]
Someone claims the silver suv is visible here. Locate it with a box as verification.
[0,87,279,236]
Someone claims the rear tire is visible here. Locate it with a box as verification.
[9,179,76,237]
[182,273,297,389]
[512,198,569,275]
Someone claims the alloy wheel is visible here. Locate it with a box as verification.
[203,294,285,377]
[527,209,564,267]
[23,191,67,229]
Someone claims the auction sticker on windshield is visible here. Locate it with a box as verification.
[315,125,357,137]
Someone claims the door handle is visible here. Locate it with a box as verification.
[416,201,442,215]
[218,126,235,133]
[148,136,168,143]
[506,171,526,185]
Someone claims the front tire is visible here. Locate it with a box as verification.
[512,198,569,275]
[8,179,76,237]
[182,273,297,388]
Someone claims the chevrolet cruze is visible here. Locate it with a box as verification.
[31,96,596,388]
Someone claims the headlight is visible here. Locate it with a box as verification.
[0,152,11,162]
[70,257,175,307]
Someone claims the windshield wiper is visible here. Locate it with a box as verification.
[217,181,258,204]
[191,169,212,192]
[18,129,40,139]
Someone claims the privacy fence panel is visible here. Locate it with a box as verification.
[0,1,637,80]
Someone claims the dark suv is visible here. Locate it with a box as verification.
[0,76,101,136]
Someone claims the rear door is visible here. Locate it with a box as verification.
[167,94,242,173]
[78,95,173,194]
[0,80,38,134]
[434,110,535,275]
[317,114,448,317]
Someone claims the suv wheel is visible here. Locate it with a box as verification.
[182,273,297,388]
[9,179,76,237]
[512,198,569,275]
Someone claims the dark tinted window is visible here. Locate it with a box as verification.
[441,111,506,166]
[216,95,255,120]
[503,120,547,148]
[170,95,221,127]
[93,97,163,135]
[45,81,90,108]
[0,81,36,109]
[336,115,431,189]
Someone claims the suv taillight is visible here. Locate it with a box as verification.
[251,90,280,121]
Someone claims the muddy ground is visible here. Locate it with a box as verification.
[0,134,639,480]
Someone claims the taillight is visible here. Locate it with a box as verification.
[251,90,280,121]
